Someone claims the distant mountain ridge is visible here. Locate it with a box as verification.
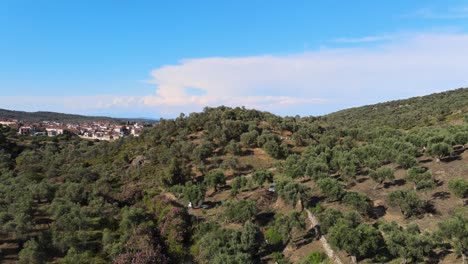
[0,108,157,124]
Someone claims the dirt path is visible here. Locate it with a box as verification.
[305,209,344,264]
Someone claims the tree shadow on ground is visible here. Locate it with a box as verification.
[255,211,275,226]
[370,205,387,219]
[432,191,450,200]
[427,243,452,264]
[384,179,406,188]
[441,156,461,162]
[357,177,369,183]
[424,201,438,215]
[419,158,433,164]
[306,196,326,208]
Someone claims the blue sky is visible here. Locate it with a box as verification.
[1,1,468,118]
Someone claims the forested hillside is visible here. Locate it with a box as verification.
[0,89,467,264]
[0,108,156,124]
[326,88,468,129]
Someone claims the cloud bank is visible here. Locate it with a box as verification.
[2,32,468,117]
[142,32,468,116]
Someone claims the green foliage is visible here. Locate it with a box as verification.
[223,199,258,223]
[240,130,259,147]
[406,166,435,191]
[183,182,205,206]
[427,142,453,159]
[266,212,306,246]
[305,161,329,180]
[317,178,345,201]
[388,190,426,218]
[263,139,286,159]
[163,158,192,186]
[380,222,434,263]
[252,170,274,186]
[59,248,96,264]
[396,154,418,169]
[197,224,258,264]
[369,167,395,189]
[205,170,226,191]
[192,142,214,164]
[453,132,468,145]
[276,180,311,207]
[437,210,468,259]
[225,140,242,155]
[230,176,247,197]
[240,221,262,254]
[328,219,383,260]
[265,228,283,247]
[326,88,468,129]
[317,208,343,234]
[299,251,328,264]
[283,154,306,179]
[342,191,373,215]
[18,239,46,264]
[448,178,468,199]
[271,252,291,264]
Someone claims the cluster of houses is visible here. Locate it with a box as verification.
[0,118,146,141]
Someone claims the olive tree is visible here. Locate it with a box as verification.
[252,170,274,186]
[223,199,258,223]
[205,170,226,192]
[380,222,434,264]
[438,211,468,263]
[406,167,435,191]
[427,142,452,161]
[329,220,383,263]
[276,181,310,210]
[369,167,395,190]
[342,191,373,216]
[317,178,345,202]
[388,190,426,218]
[396,154,418,169]
[448,178,468,199]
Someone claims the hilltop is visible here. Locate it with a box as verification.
[0,88,467,264]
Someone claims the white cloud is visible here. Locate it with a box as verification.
[2,32,468,117]
[144,32,468,116]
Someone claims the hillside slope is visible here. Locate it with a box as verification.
[0,90,467,264]
[325,87,468,129]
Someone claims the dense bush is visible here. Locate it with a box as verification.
[317,178,345,201]
[448,178,468,199]
[223,199,258,223]
[388,190,426,218]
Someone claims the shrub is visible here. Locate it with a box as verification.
[225,140,242,155]
[369,167,395,189]
[317,178,345,201]
[342,192,373,215]
[396,154,418,169]
[406,167,435,191]
[388,190,426,218]
[448,178,468,199]
[276,180,310,207]
[252,170,274,186]
[223,199,258,223]
[380,222,434,264]
[427,142,453,160]
[205,170,226,192]
[300,251,328,264]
